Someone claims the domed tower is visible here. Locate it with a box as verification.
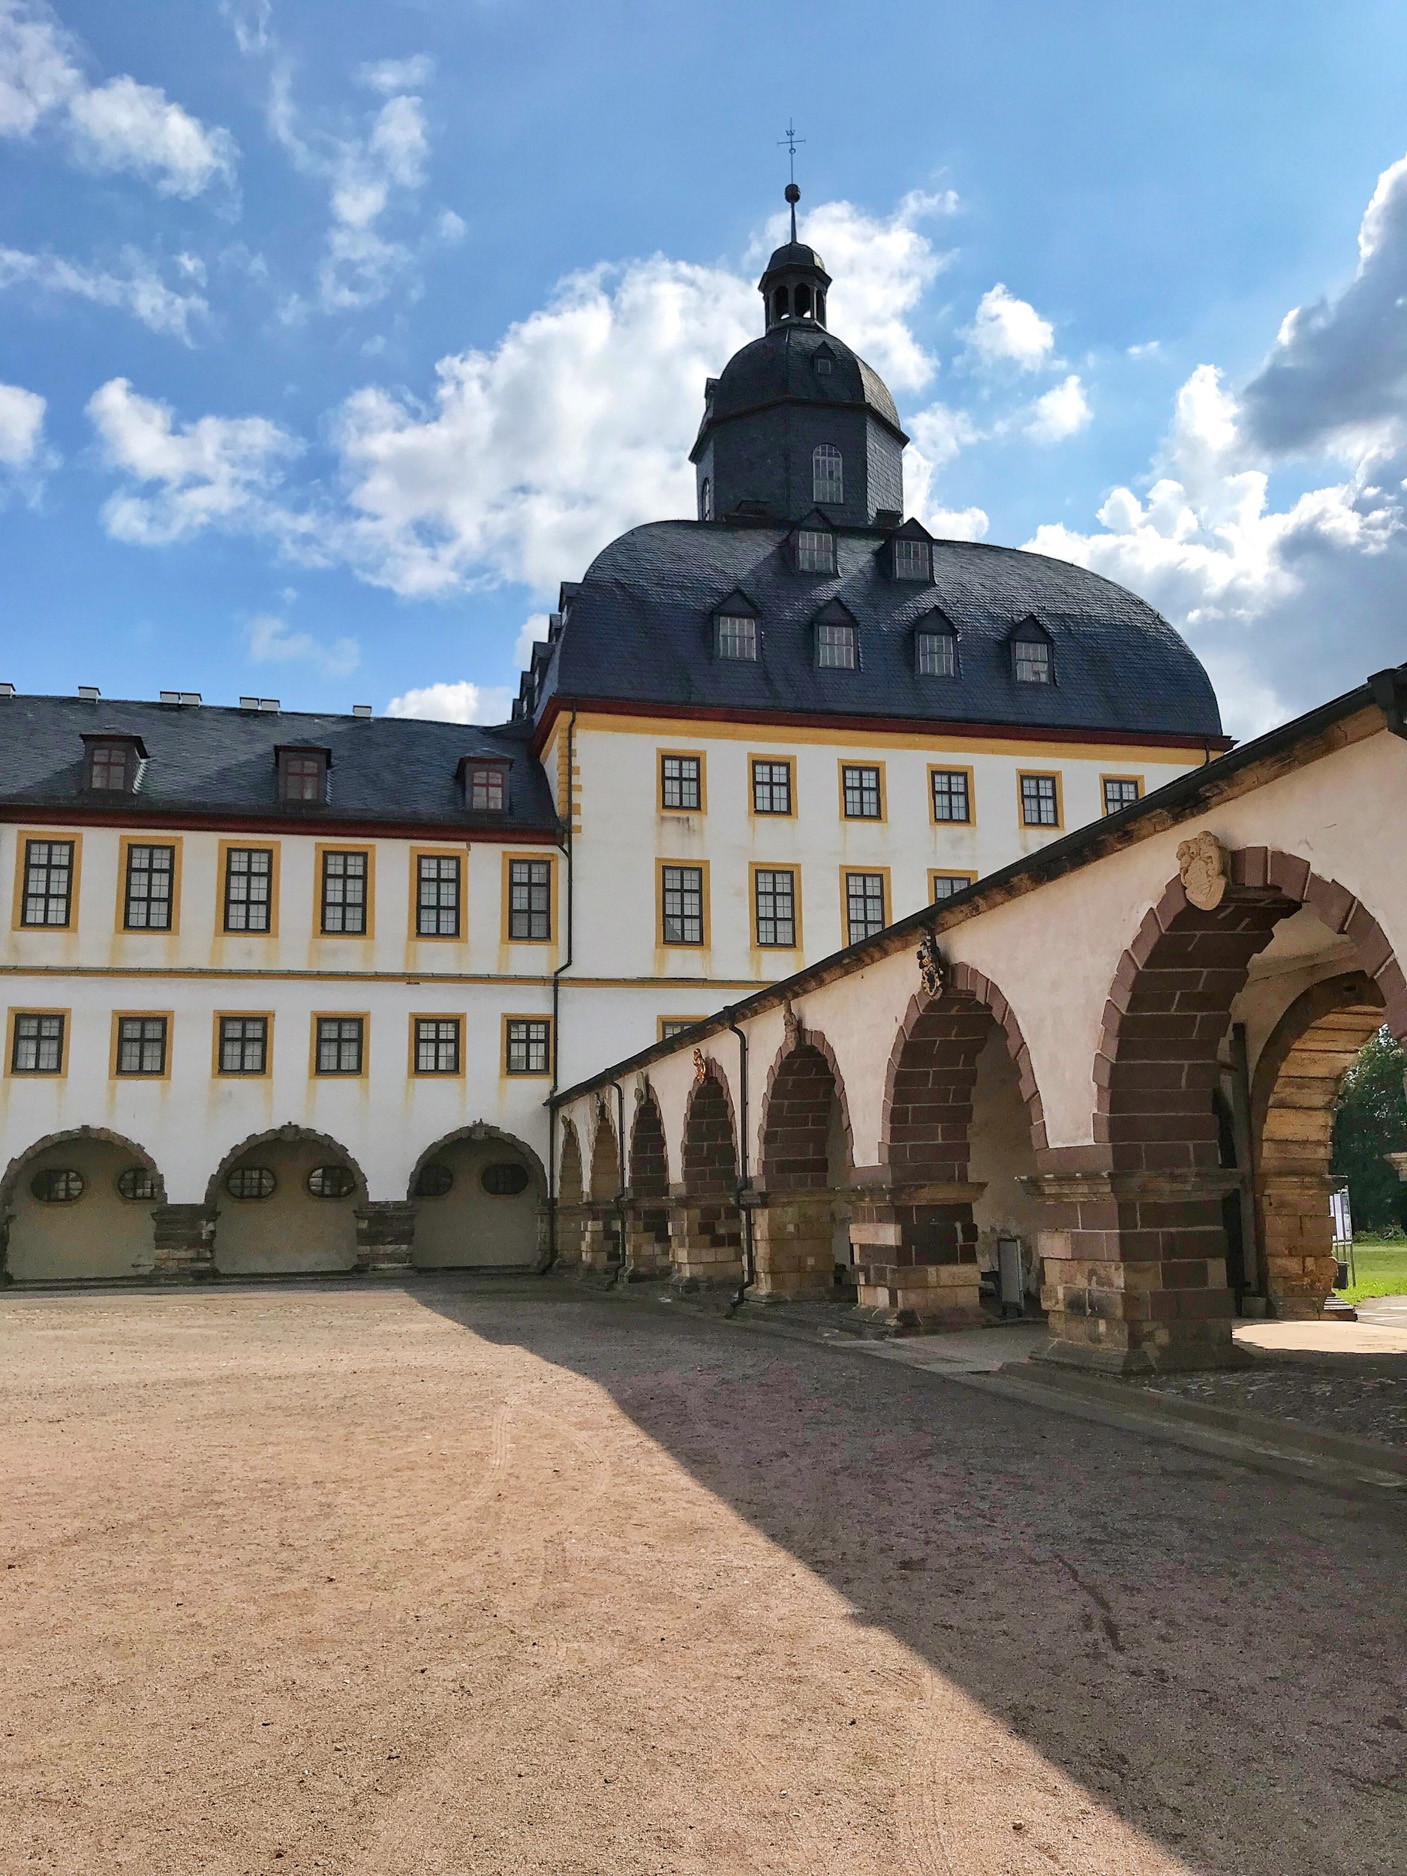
[691,185,907,529]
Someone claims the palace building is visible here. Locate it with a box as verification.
[0,192,1229,1285]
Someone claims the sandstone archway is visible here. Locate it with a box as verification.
[675,1061,742,1288]
[754,1026,853,1299]
[408,1126,546,1270]
[1,1128,165,1282]
[208,1126,367,1276]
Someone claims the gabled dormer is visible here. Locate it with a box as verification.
[458,755,512,813]
[913,606,959,678]
[712,588,761,662]
[81,731,146,794]
[790,509,837,575]
[1010,615,1055,686]
[812,598,859,671]
[884,516,935,583]
[276,745,331,805]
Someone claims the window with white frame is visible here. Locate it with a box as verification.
[753,868,797,947]
[892,538,930,581]
[715,614,758,661]
[915,630,956,677]
[796,529,835,574]
[812,444,843,504]
[816,619,857,669]
[1013,636,1052,684]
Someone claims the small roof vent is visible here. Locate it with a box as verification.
[239,696,260,710]
[351,703,372,719]
[78,685,100,702]
[258,698,280,713]
[160,691,202,706]
[0,682,14,699]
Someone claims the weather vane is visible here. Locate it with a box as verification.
[778,120,805,238]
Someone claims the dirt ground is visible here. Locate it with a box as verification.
[2,1280,1404,1876]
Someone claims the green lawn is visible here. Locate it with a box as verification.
[1335,1239,1407,1303]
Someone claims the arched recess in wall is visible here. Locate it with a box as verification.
[681,1060,739,1196]
[630,1086,670,1196]
[207,1124,367,1277]
[408,1125,546,1270]
[758,1024,854,1193]
[589,1102,621,1203]
[1,1126,165,1282]
[555,1117,586,1264]
[1092,847,1406,1318]
[878,963,1048,1291]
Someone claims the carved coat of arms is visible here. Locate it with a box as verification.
[917,931,947,998]
[1176,832,1229,911]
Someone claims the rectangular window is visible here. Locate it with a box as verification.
[661,865,704,946]
[842,764,882,819]
[659,1018,702,1041]
[916,631,955,677]
[1014,639,1052,684]
[21,839,74,927]
[716,614,758,661]
[116,1015,167,1076]
[315,1016,364,1075]
[1103,776,1142,815]
[816,621,857,669]
[11,1012,64,1073]
[932,874,973,902]
[218,1016,268,1075]
[892,538,930,580]
[468,765,507,811]
[752,759,792,815]
[224,848,273,933]
[279,751,325,802]
[320,850,368,935]
[753,868,797,948]
[508,858,552,940]
[505,1017,550,1076]
[416,854,461,937]
[123,844,174,931]
[1021,774,1060,827]
[813,447,843,504]
[845,871,887,943]
[660,754,702,811]
[930,769,970,824]
[414,1017,461,1075]
[796,530,835,574]
[88,744,131,791]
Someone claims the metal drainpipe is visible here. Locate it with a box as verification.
[611,1079,630,1284]
[544,709,577,1273]
[725,1009,755,1315]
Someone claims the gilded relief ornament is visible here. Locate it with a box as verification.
[917,931,947,998]
[782,1000,803,1049]
[692,1047,708,1085]
[1176,832,1229,911]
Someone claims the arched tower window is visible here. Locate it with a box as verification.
[812,444,843,505]
[794,284,812,318]
[773,286,790,322]
[815,289,826,325]
[700,477,712,522]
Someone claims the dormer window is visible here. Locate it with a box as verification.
[463,760,509,811]
[796,528,835,574]
[1011,619,1054,684]
[812,444,843,505]
[892,538,931,581]
[915,615,958,678]
[713,590,760,661]
[82,734,145,793]
[814,603,858,670]
[277,747,329,803]
[814,354,832,376]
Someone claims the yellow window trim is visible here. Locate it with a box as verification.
[929,869,978,903]
[216,838,281,938]
[108,1010,175,1080]
[926,763,976,829]
[307,1010,371,1080]
[840,864,893,945]
[656,747,708,816]
[656,857,711,950]
[211,1010,275,1078]
[408,845,466,943]
[407,1011,466,1078]
[115,833,184,937]
[748,859,804,953]
[836,757,887,823]
[658,1015,708,1041]
[4,1005,71,1077]
[1100,772,1144,815]
[500,849,558,947]
[315,842,376,940]
[11,829,83,933]
[746,752,797,820]
[501,1011,553,1078]
[1016,769,1065,831]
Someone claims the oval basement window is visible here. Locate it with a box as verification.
[31,1168,84,1203]
[481,1162,529,1197]
[226,1166,276,1200]
[116,1167,159,1201]
[413,1163,454,1199]
[306,1165,356,1199]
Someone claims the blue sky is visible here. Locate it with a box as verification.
[5,0,1407,737]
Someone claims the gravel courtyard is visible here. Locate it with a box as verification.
[2,1280,1403,1876]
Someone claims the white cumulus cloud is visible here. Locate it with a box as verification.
[1026,373,1091,443]
[514,612,551,666]
[0,0,236,197]
[0,378,46,465]
[964,283,1055,371]
[386,680,513,724]
[0,243,208,340]
[247,612,359,679]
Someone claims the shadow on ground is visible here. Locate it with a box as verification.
[415,1273,1406,1876]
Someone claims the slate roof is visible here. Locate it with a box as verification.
[534,520,1225,740]
[695,319,903,448]
[0,696,560,834]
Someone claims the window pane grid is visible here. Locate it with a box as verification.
[660,755,701,811]
[816,622,857,669]
[320,850,367,934]
[893,538,930,580]
[12,1013,64,1073]
[916,631,955,677]
[930,770,970,823]
[796,530,834,573]
[224,848,272,932]
[754,869,796,947]
[812,444,843,504]
[752,760,791,815]
[846,872,886,943]
[89,746,129,791]
[117,1016,167,1076]
[508,859,551,940]
[219,1017,267,1075]
[415,1018,460,1074]
[661,866,704,945]
[716,614,758,661]
[316,1017,364,1075]
[506,1018,549,1075]
[932,875,971,901]
[416,855,460,937]
[1021,775,1059,826]
[124,843,173,930]
[1104,778,1140,815]
[1014,640,1052,684]
[469,766,506,811]
[842,765,881,818]
[22,839,73,926]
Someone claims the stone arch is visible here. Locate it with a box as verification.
[673,1061,743,1288]
[629,1085,670,1197]
[207,1124,368,1277]
[681,1060,738,1195]
[558,1117,584,1206]
[758,1024,854,1192]
[407,1125,546,1270]
[1249,972,1385,1316]
[1068,847,1407,1365]
[588,1101,621,1203]
[1,1127,166,1283]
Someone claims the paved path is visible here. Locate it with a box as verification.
[2,1281,1403,1875]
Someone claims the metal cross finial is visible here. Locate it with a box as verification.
[778,120,805,239]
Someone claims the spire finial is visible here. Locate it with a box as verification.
[778,120,805,241]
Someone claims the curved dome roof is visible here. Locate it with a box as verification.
[762,239,827,275]
[707,320,903,436]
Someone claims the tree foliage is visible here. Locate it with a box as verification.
[1331,1027,1407,1234]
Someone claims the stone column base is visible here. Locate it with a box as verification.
[848,1185,983,1330]
[1258,1172,1339,1320]
[624,1203,672,1278]
[853,1260,983,1332]
[552,1203,588,1269]
[150,1203,216,1279]
[580,1211,622,1273]
[669,1199,742,1289]
[355,1201,417,1274]
[750,1195,834,1300]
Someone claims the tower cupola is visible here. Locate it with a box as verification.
[759,184,832,329]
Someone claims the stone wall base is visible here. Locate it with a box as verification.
[355,1201,417,1274]
[669,1199,743,1288]
[750,1196,834,1300]
[149,1203,216,1279]
[854,1259,983,1332]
